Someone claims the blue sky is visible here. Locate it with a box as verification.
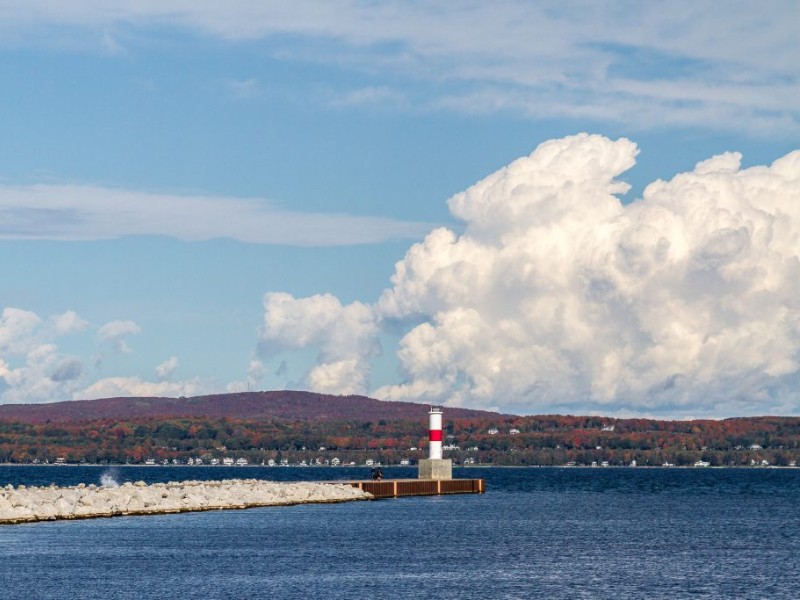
[0,2,798,418]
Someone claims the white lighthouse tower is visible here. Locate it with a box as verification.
[418,407,452,480]
[428,407,443,460]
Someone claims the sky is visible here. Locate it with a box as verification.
[0,1,798,418]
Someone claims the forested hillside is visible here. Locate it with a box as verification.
[1,393,798,467]
[0,391,499,423]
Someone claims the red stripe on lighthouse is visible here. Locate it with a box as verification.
[429,429,443,442]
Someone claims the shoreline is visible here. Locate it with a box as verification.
[1,463,797,469]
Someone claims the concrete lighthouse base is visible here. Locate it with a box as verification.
[418,459,453,480]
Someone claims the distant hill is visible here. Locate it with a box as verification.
[1,392,799,468]
[0,391,503,424]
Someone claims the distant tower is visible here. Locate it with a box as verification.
[428,407,443,460]
[418,406,452,480]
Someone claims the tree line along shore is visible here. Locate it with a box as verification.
[1,414,799,468]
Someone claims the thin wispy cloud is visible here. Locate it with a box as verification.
[226,77,260,99]
[326,86,407,109]
[0,184,430,246]
[0,1,795,133]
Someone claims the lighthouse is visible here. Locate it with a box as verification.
[418,406,452,480]
[428,406,443,460]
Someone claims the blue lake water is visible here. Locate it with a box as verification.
[1,466,798,599]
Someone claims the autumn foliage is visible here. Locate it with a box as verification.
[0,392,798,466]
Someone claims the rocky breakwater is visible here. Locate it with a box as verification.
[0,478,372,524]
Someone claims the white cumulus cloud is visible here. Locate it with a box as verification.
[259,134,800,417]
[247,359,267,381]
[0,306,210,404]
[258,292,380,395]
[0,308,43,355]
[77,376,207,400]
[0,345,73,403]
[155,356,179,380]
[97,319,141,353]
[50,310,89,335]
[0,307,90,403]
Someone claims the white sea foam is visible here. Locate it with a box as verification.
[99,469,120,487]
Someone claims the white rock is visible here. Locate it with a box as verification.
[0,478,371,524]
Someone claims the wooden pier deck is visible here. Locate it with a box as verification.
[342,478,485,499]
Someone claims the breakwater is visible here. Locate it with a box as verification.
[0,478,372,524]
[347,478,485,497]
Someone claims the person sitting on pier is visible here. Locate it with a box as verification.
[376,467,383,481]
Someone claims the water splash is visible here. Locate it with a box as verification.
[99,469,120,487]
